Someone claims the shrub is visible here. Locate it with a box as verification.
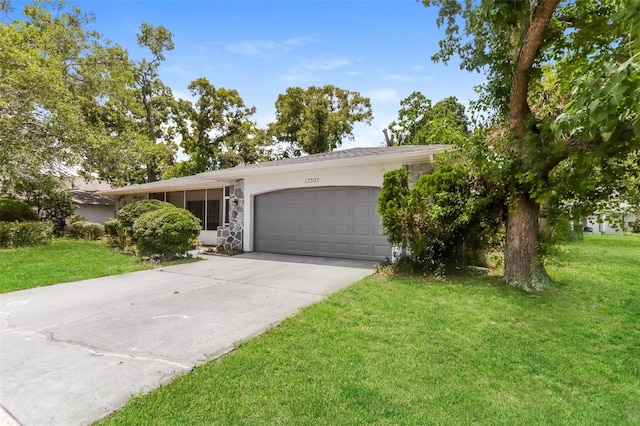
[0,198,39,222]
[5,173,75,235]
[67,214,87,225]
[104,218,128,249]
[66,221,105,240]
[66,221,86,238]
[0,221,53,248]
[82,222,105,240]
[0,222,11,247]
[630,218,640,233]
[133,207,201,259]
[378,165,504,275]
[11,221,54,246]
[116,200,176,233]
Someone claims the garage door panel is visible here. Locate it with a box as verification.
[352,244,371,255]
[353,205,370,217]
[333,243,350,255]
[353,225,371,236]
[254,187,391,261]
[316,224,332,234]
[352,188,372,199]
[334,225,350,235]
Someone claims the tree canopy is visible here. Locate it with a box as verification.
[269,85,373,155]
[385,92,470,146]
[421,0,640,290]
[0,0,128,182]
[0,1,278,187]
[81,21,180,184]
[165,77,271,178]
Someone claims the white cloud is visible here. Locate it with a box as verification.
[172,89,195,102]
[299,58,351,71]
[162,64,194,79]
[282,37,317,46]
[280,57,352,83]
[345,70,362,77]
[380,72,435,83]
[366,89,398,104]
[280,70,316,83]
[226,37,316,57]
[380,73,416,82]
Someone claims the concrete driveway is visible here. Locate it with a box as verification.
[0,252,374,426]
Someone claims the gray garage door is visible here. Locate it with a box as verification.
[254,186,391,261]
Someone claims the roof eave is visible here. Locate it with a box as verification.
[201,145,451,179]
[100,180,230,196]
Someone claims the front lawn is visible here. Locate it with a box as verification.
[0,239,154,293]
[99,235,640,425]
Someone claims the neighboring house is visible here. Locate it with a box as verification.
[64,177,116,224]
[583,211,640,235]
[102,145,449,262]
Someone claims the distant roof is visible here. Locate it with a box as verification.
[63,177,115,206]
[71,190,115,206]
[63,177,113,192]
[102,145,451,196]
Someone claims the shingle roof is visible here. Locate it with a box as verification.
[202,145,449,174]
[71,190,115,206]
[62,177,115,206]
[102,145,451,195]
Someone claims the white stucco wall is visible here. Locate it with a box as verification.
[75,205,115,224]
[198,230,218,245]
[584,212,640,235]
[241,160,406,252]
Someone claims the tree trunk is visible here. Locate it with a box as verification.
[146,160,158,183]
[504,191,550,292]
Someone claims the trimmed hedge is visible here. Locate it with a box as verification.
[0,198,39,222]
[0,221,53,248]
[116,200,176,231]
[66,221,105,240]
[133,207,201,258]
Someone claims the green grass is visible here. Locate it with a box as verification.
[98,235,640,425]
[0,239,156,293]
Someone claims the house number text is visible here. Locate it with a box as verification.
[304,177,320,184]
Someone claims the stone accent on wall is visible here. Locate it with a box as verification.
[406,162,434,186]
[115,193,147,211]
[217,179,244,251]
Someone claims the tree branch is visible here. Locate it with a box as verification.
[509,0,561,140]
[541,125,635,176]
[557,15,577,24]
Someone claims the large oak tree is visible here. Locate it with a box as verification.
[421,0,640,290]
[269,85,373,155]
[0,2,181,187]
[166,77,271,177]
[385,92,470,146]
[0,0,127,182]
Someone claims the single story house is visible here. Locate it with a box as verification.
[583,211,640,235]
[63,177,116,224]
[102,145,449,262]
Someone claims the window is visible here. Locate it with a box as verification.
[224,186,231,225]
[186,200,205,229]
[167,192,184,209]
[162,189,224,230]
[204,189,223,230]
[207,200,220,230]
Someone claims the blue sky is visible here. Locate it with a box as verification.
[14,0,486,149]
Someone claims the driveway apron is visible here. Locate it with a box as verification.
[0,252,374,426]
